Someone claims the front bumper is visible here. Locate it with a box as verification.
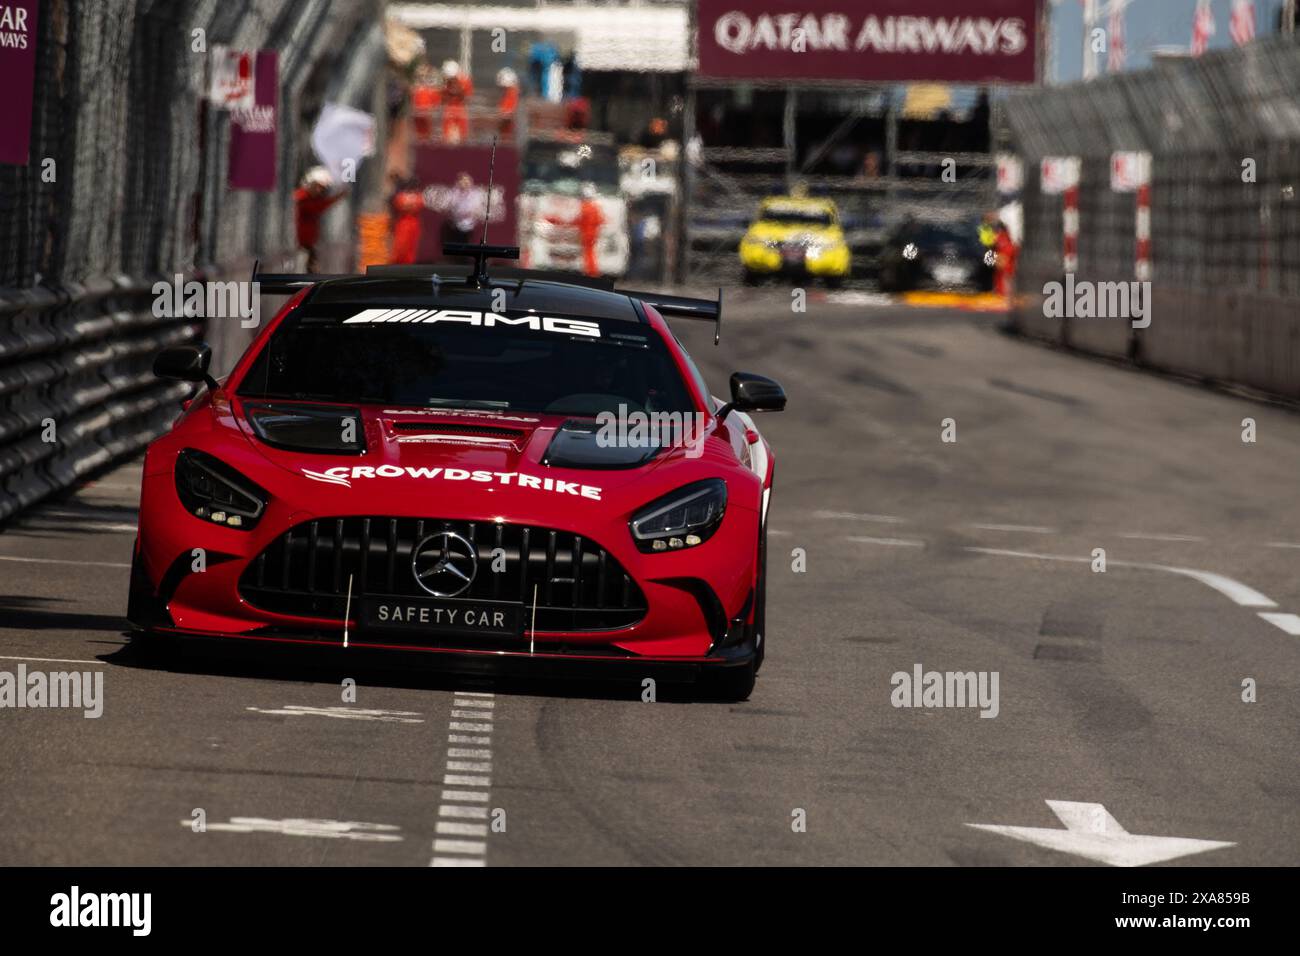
[130,474,761,666]
[741,244,850,277]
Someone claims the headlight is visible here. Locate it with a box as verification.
[175,449,267,530]
[630,479,727,553]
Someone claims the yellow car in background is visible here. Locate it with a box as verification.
[739,196,852,287]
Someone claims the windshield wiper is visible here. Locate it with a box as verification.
[423,398,511,410]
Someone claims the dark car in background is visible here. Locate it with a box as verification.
[876,219,992,294]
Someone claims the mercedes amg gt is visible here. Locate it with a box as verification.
[127,254,785,699]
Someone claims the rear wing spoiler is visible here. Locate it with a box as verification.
[621,288,723,346]
[250,262,724,345]
[251,260,351,296]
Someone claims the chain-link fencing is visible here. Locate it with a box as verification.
[1006,34,1300,399]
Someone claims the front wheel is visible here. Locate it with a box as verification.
[753,523,767,673]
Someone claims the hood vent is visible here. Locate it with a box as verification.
[389,421,527,443]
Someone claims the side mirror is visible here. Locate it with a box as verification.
[153,343,217,390]
[717,371,786,420]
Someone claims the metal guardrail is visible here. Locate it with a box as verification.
[1004,34,1300,401]
[0,280,196,522]
[0,0,387,523]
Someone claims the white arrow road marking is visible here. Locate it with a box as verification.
[967,801,1235,867]
[181,817,403,842]
[245,705,424,723]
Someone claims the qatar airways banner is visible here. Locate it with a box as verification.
[228,51,277,191]
[0,0,39,165]
[697,0,1042,85]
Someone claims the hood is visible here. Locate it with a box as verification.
[745,221,843,244]
[222,399,738,522]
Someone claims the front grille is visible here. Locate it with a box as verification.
[239,517,646,632]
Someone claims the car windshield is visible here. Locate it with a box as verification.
[760,206,833,227]
[238,305,696,418]
[522,143,621,196]
[904,224,981,253]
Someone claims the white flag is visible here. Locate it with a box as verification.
[310,103,377,187]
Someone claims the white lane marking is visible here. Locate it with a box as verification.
[431,691,496,867]
[846,535,925,548]
[825,290,894,306]
[436,821,489,837]
[968,523,1058,534]
[967,800,1234,867]
[182,818,403,842]
[0,655,105,665]
[433,838,487,855]
[1258,612,1300,635]
[38,507,138,520]
[443,774,491,787]
[441,790,490,802]
[962,546,1278,608]
[0,555,131,569]
[441,805,489,819]
[245,705,424,723]
[23,520,138,533]
[1118,532,1205,542]
[1264,542,1300,550]
[768,529,793,537]
[815,509,906,524]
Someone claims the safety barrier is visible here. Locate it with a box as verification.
[1005,34,1300,400]
[0,0,386,523]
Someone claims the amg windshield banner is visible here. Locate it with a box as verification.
[0,0,38,165]
[697,0,1042,85]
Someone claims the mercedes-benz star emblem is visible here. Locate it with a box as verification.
[411,532,478,597]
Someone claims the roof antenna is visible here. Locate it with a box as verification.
[442,135,521,288]
[480,136,497,249]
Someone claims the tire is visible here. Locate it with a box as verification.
[823,275,843,290]
[129,627,174,665]
[753,522,767,673]
[742,269,760,287]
